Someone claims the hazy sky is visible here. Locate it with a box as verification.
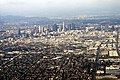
[0,0,120,17]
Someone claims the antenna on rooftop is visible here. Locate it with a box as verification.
[116,29,119,56]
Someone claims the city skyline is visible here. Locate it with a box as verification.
[0,0,120,17]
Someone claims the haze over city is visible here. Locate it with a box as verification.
[0,0,120,17]
[0,0,120,80]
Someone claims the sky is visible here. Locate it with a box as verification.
[0,0,120,17]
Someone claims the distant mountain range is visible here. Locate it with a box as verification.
[0,15,120,25]
[0,15,55,25]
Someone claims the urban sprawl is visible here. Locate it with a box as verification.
[0,15,120,80]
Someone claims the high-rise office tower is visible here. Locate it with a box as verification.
[39,26,41,33]
[62,22,65,31]
[111,26,115,31]
[57,25,62,32]
[52,24,58,32]
[18,28,21,38]
[71,23,76,30]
